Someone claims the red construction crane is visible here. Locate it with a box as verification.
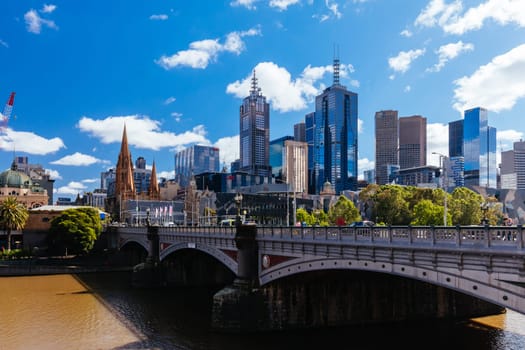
[1,92,15,131]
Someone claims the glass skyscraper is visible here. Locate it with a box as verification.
[463,107,497,188]
[175,145,220,187]
[375,110,399,185]
[305,112,315,194]
[239,71,271,177]
[269,136,294,179]
[313,58,358,194]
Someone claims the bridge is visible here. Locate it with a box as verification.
[112,224,525,331]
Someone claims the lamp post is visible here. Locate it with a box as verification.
[432,152,448,226]
[234,192,243,225]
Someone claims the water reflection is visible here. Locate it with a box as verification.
[1,272,525,350]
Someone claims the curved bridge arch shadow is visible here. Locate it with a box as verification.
[160,242,238,275]
[259,256,525,315]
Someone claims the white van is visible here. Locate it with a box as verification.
[220,219,236,227]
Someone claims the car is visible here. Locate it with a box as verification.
[348,220,375,227]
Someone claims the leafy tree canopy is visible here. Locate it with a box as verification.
[328,195,361,226]
[48,207,103,255]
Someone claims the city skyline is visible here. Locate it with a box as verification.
[1,1,524,198]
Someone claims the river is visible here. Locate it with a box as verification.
[1,272,525,350]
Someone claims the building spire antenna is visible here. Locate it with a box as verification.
[250,69,260,96]
[333,44,340,86]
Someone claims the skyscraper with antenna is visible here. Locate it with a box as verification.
[312,54,358,194]
[239,70,271,177]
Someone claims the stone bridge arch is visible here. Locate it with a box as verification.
[259,255,525,315]
[160,242,238,274]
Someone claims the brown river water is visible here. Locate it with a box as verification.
[1,272,525,350]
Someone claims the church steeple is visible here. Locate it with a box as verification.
[148,160,160,200]
[115,124,135,201]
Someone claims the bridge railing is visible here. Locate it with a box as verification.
[257,225,524,251]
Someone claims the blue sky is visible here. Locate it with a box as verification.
[1,0,524,198]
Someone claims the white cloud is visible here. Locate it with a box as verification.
[498,129,524,150]
[157,170,175,180]
[428,40,474,72]
[42,4,57,13]
[45,169,62,180]
[453,44,525,113]
[388,48,426,74]
[149,14,168,20]
[269,0,300,11]
[226,61,357,113]
[164,96,176,105]
[156,27,261,70]
[77,115,210,150]
[0,129,65,155]
[82,178,99,184]
[24,8,58,34]
[51,152,109,166]
[231,0,259,9]
[326,0,342,19]
[358,158,375,175]
[426,123,449,166]
[404,85,412,92]
[400,29,413,37]
[358,118,363,133]
[415,0,525,35]
[55,181,87,196]
[214,135,240,169]
[171,112,183,122]
[0,39,7,48]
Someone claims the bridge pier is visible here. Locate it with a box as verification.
[212,224,268,332]
[132,220,165,288]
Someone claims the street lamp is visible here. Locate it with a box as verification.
[432,152,448,226]
[234,192,243,225]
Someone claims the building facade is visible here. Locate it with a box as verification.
[305,112,316,194]
[175,145,220,187]
[14,156,55,205]
[313,58,358,194]
[0,161,48,209]
[283,140,308,194]
[239,71,271,177]
[449,119,464,158]
[399,115,426,169]
[294,122,306,142]
[463,107,497,188]
[375,110,399,185]
[269,136,294,180]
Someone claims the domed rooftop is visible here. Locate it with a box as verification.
[0,161,33,188]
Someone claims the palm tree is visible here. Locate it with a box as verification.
[0,197,29,251]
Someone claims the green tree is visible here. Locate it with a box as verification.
[411,199,451,226]
[0,197,29,251]
[48,207,103,255]
[372,185,411,225]
[448,187,483,225]
[312,209,329,226]
[296,208,314,226]
[328,195,361,225]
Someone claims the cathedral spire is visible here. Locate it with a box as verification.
[115,124,135,201]
[148,160,160,200]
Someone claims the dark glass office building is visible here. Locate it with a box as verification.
[375,110,399,185]
[305,112,315,194]
[175,145,220,187]
[239,71,271,177]
[313,59,358,194]
[269,136,294,180]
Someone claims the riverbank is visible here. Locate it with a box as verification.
[0,255,133,276]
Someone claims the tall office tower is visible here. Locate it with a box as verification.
[399,115,427,169]
[239,71,271,177]
[294,122,306,142]
[313,58,358,194]
[449,119,464,157]
[270,136,294,179]
[501,140,525,189]
[175,145,220,187]
[375,110,399,185]
[305,112,315,194]
[283,140,308,193]
[463,107,497,188]
[500,149,516,189]
[363,169,375,185]
[515,140,525,189]
[449,156,465,188]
